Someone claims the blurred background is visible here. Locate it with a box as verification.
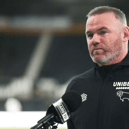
[0,0,129,112]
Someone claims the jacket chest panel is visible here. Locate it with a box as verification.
[97,74,129,129]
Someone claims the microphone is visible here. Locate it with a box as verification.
[30,90,82,129]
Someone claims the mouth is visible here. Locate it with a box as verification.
[92,48,105,55]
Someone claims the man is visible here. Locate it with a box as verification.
[66,6,129,129]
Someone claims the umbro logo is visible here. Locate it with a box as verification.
[81,93,87,102]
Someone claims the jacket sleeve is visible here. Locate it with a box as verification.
[65,79,77,129]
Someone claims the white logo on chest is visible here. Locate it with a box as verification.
[81,93,87,102]
[113,82,129,89]
[117,90,129,102]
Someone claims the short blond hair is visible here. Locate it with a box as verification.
[87,6,127,25]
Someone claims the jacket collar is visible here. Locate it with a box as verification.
[94,52,129,79]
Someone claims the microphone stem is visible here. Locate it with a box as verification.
[30,114,55,129]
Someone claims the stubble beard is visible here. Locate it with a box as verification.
[90,53,112,65]
[90,48,122,66]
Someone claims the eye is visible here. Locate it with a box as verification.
[99,31,107,35]
[87,33,93,38]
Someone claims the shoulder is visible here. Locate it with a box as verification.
[66,68,95,91]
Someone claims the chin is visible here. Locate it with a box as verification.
[95,60,108,65]
[92,56,110,65]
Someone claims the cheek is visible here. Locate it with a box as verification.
[86,38,90,47]
[87,41,92,53]
[105,35,122,52]
[104,39,114,51]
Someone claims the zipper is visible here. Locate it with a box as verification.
[96,76,109,129]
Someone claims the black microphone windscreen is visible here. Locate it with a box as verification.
[62,90,82,113]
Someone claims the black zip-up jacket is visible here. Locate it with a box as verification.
[66,53,129,129]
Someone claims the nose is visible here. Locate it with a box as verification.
[91,33,100,46]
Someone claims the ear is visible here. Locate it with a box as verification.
[122,26,129,42]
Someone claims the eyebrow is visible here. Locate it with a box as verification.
[85,27,108,35]
[98,27,108,31]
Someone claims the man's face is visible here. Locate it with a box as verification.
[86,12,124,66]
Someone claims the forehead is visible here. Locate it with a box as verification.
[86,12,119,32]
